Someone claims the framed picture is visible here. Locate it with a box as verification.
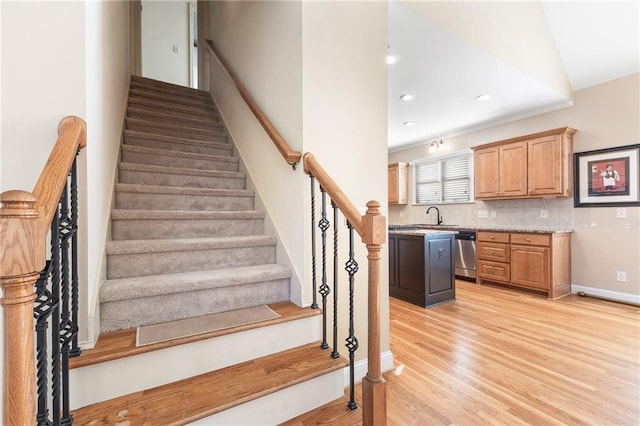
[574,144,640,207]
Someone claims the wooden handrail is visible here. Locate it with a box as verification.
[205,39,302,169]
[303,152,387,425]
[0,116,86,425]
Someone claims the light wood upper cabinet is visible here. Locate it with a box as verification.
[473,127,576,200]
[388,162,409,204]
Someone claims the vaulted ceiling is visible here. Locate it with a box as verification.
[388,0,640,150]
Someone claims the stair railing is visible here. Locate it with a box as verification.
[304,153,387,424]
[204,39,302,169]
[205,38,387,424]
[0,116,86,425]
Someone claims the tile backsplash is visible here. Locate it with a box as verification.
[388,197,573,230]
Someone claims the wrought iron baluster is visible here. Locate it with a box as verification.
[70,156,81,358]
[345,222,359,410]
[59,177,74,425]
[34,261,53,426]
[318,186,330,350]
[310,175,318,309]
[50,201,62,425]
[331,200,339,359]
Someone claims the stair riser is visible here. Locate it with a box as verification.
[126,121,227,143]
[100,279,289,332]
[111,218,264,240]
[118,169,246,190]
[115,191,254,211]
[127,109,223,132]
[107,245,276,279]
[121,150,239,172]
[130,82,210,102]
[124,135,233,157]
[70,316,320,409]
[128,97,217,118]
[130,89,214,109]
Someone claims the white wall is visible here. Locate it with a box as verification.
[84,1,131,342]
[1,1,130,419]
[389,74,640,302]
[301,0,390,363]
[206,0,390,363]
[141,0,190,86]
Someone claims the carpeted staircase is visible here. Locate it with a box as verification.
[68,76,354,425]
[100,75,292,332]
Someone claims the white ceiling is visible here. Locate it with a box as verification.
[388,0,640,151]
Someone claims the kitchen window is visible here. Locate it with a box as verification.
[414,152,473,204]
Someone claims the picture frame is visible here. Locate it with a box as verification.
[574,144,640,207]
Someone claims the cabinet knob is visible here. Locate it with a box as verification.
[490,236,495,240]
[526,238,531,242]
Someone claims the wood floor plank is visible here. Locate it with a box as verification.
[292,280,639,425]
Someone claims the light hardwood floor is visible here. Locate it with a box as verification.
[380,280,640,425]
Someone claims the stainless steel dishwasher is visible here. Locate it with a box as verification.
[455,230,476,281]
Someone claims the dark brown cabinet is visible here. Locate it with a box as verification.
[389,232,455,307]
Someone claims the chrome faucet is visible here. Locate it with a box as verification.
[426,206,444,225]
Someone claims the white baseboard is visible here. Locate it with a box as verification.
[343,350,394,386]
[571,284,640,306]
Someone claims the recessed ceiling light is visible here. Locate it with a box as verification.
[403,121,415,127]
[386,55,399,65]
[400,94,415,101]
[475,94,491,101]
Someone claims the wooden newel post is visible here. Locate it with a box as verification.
[0,190,41,425]
[360,200,387,426]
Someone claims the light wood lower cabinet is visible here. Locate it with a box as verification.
[477,231,571,299]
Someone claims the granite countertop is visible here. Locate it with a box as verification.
[389,224,573,234]
[388,229,458,237]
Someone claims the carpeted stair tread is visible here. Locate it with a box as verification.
[111,209,264,220]
[106,235,276,256]
[115,182,253,197]
[119,161,243,179]
[71,343,346,425]
[124,129,232,151]
[131,75,210,97]
[121,144,238,165]
[125,117,227,139]
[127,106,223,129]
[129,88,215,109]
[127,96,218,118]
[101,264,291,302]
[130,81,211,101]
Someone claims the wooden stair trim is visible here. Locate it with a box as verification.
[131,75,210,97]
[71,342,347,425]
[71,302,320,368]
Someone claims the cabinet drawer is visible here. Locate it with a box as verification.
[511,233,550,246]
[478,259,510,283]
[477,231,509,243]
[477,241,510,262]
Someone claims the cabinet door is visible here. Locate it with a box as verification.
[511,245,550,290]
[528,135,563,196]
[499,142,528,197]
[388,234,397,289]
[425,235,455,306]
[388,166,399,204]
[394,235,426,306]
[474,147,499,198]
[388,163,408,204]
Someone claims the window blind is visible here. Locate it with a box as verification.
[415,153,472,204]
